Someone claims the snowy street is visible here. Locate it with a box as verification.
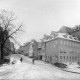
[0,56,80,80]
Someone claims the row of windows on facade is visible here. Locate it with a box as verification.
[45,56,78,61]
[60,40,80,47]
[48,40,80,47]
[60,49,80,54]
[60,56,78,61]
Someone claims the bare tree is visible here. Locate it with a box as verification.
[0,10,23,60]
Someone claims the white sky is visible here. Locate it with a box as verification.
[0,0,80,48]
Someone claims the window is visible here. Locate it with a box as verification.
[64,41,65,45]
[77,44,78,47]
[77,50,79,54]
[74,43,76,46]
[70,42,71,46]
[49,42,50,45]
[67,56,68,60]
[72,56,74,60]
[76,43,77,46]
[54,45,55,47]
[52,56,54,60]
[46,56,47,59]
[69,35,73,39]
[70,56,71,61]
[60,48,62,53]
[60,48,66,54]
[72,43,74,46]
[70,49,73,54]
[78,44,79,47]
[74,37,78,40]
[50,56,52,61]
[60,40,62,44]
[64,50,66,53]
[64,56,65,60]
[55,41,57,44]
[63,35,67,38]
[75,56,77,61]
[67,41,68,45]
[60,56,62,60]
[71,42,73,46]
[48,56,49,59]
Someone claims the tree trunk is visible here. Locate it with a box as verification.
[1,46,4,60]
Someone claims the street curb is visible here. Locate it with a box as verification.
[60,68,80,74]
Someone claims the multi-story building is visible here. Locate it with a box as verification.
[41,33,80,64]
[9,42,15,53]
[28,39,38,58]
[17,42,30,55]
[22,42,30,56]
[37,42,44,60]
[18,40,39,59]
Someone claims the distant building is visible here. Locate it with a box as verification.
[37,42,43,60]
[39,41,46,61]
[41,33,80,64]
[29,40,38,58]
[18,40,39,59]
[21,42,30,56]
[10,42,15,53]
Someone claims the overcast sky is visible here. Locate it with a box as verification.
[0,0,80,48]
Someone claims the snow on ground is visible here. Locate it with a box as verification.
[0,55,80,80]
[64,62,80,73]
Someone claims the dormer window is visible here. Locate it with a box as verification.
[73,29,77,32]
[54,34,58,38]
[69,35,72,39]
[63,34,67,38]
[74,37,77,40]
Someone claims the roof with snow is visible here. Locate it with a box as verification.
[42,33,80,43]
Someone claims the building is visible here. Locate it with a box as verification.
[9,42,15,54]
[21,42,30,56]
[28,39,38,58]
[41,33,80,64]
[37,42,44,60]
[18,39,39,59]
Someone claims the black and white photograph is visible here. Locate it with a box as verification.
[0,0,80,80]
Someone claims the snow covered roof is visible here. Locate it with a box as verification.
[42,33,80,43]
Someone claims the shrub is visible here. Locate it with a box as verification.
[0,59,10,65]
[54,62,67,68]
[3,59,10,64]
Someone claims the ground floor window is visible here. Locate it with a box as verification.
[70,56,71,61]
[67,56,68,60]
[60,56,62,60]
[59,55,78,62]
[72,56,74,60]
[64,56,65,60]
[50,56,52,61]
[75,56,77,61]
